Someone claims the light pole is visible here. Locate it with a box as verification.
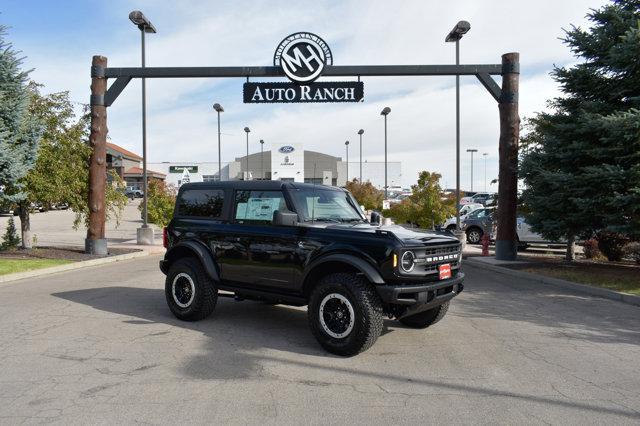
[380,107,391,199]
[345,141,350,184]
[467,148,478,192]
[260,139,264,180]
[357,129,364,183]
[129,10,156,245]
[446,20,470,231]
[213,103,224,181]
[244,127,250,180]
[483,152,488,192]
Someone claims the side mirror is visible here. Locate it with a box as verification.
[370,211,381,226]
[273,210,298,226]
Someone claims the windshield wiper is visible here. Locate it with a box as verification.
[306,218,341,223]
[340,218,366,223]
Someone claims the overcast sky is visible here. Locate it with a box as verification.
[2,0,607,189]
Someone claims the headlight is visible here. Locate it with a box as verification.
[400,251,415,272]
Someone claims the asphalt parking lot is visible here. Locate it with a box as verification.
[0,256,638,424]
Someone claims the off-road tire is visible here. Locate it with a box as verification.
[165,258,217,321]
[308,273,383,357]
[466,228,483,244]
[399,301,449,329]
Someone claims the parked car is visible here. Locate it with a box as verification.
[460,192,493,206]
[461,207,495,244]
[160,181,465,356]
[125,188,143,199]
[442,203,484,231]
[491,216,564,249]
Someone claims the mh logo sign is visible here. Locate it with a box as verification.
[274,32,332,83]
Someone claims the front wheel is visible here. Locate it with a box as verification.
[308,273,383,357]
[399,302,449,329]
[165,258,217,321]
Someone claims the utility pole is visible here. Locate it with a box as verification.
[213,103,224,180]
[483,152,488,192]
[467,148,478,192]
[260,139,264,179]
[345,141,350,184]
[244,127,250,180]
[357,129,364,183]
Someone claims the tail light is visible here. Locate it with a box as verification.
[162,227,168,248]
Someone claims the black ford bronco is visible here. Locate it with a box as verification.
[160,181,464,356]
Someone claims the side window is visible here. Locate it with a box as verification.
[177,189,224,218]
[234,190,287,224]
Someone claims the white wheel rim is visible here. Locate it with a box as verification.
[319,293,355,339]
[172,273,195,308]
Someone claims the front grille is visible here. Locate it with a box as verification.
[408,243,461,276]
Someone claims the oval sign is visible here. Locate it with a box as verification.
[278,145,295,154]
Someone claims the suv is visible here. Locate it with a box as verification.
[462,207,494,244]
[160,181,465,356]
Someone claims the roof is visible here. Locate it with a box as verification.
[179,180,344,192]
[106,142,143,161]
[124,166,166,177]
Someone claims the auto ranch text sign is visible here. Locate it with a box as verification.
[243,32,364,104]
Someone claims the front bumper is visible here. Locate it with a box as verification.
[375,272,465,307]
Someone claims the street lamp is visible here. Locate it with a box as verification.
[260,139,265,180]
[244,127,250,180]
[483,152,488,192]
[446,20,470,232]
[129,10,156,245]
[380,107,391,199]
[345,141,350,184]
[357,129,364,183]
[213,103,224,180]
[467,148,478,192]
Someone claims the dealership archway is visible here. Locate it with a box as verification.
[86,36,519,260]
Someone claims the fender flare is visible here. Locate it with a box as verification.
[163,240,220,282]
[302,253,385,288]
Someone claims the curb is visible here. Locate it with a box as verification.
[0,250,155,284]
[464,257,640,307]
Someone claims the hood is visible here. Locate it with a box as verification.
[324,223,459,246]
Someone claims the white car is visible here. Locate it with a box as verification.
[443,203,484,231]
[491,217,565,248]
[460,192,493,206]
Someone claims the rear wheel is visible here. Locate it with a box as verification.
[165,258,217,321]
[308,273,383,356]
[399,302,449,329]
[466,228,483,244]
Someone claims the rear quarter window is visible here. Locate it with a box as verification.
[176,189,224,218]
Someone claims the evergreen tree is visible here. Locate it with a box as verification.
[0,25,42,248]
[520,0,640,261]
[0,217,21,250]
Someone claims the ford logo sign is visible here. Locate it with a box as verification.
[279,146,295,154]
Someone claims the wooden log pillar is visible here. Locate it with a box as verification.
[495,52,520,261]
[85,55,108,255]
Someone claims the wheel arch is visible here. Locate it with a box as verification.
[163,241,220,282]
[301,254,384,298]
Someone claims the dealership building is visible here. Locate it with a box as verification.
[148,143,401,190]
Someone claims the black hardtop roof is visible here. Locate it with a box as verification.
[178,180,346,192]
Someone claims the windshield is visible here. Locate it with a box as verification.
[289,187,365,223]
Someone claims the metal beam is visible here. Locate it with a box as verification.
[104,76,132,107]
[104,64,503,79]
[476,73,502,102]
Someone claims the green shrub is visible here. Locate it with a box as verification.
[597,232,630,262]
[623,242,640,265]
[1,217,21,250]
[139,181,177,227]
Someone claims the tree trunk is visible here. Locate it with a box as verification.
[565,234,575,262]
[19,201,32,249]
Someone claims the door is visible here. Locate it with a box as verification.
[221,189,299,292]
